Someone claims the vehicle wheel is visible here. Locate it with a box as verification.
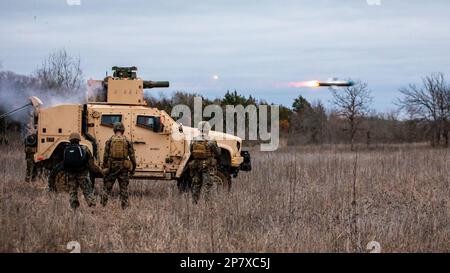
[216,169,232,192]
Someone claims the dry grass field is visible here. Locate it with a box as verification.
[0,139,449,253]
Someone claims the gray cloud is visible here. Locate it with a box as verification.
[1,0,449,111]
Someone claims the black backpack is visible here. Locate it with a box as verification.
[63,144,88,171]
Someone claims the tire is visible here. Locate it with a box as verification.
[216,168,232,192]
[178,164,232,194]
[25,134,37,147]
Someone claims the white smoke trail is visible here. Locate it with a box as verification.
[0,70,87,124]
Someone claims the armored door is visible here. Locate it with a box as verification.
[130,110,170,173]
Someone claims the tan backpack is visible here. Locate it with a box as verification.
[110,135,129,159]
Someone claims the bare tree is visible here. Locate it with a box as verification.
[398,73,450,147]
[331,80,373,150]
[34,49,84,95]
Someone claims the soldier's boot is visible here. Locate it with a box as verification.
[86,195,96,207]
[31,168,38,182]
[25,169,33,182]
[80,178,96,207]
[192,193,200,205]
[119,189,129,209]
[101,179,115,207]
[48,184,57,192]
[204,192,211,202]
[85,188,96,207]
[121,199,129,210]
[191,185,201,204]
[118,177,129,209]
[70,199,80,210]
[204,186,211,202]
[100,193,109,207]
[48,174,58,192]
[69,189,80,209]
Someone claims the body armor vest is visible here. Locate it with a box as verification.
[110,135,129,159]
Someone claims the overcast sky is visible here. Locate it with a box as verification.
[1,0,449,111]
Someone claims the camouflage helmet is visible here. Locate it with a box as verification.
[198,121,211,136]
[113,122,125,132]
[69,132,82,141]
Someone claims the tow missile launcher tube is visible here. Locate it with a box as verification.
[143,81,170,89]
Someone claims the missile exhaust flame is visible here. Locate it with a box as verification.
[287,80,320,88]
[287,79,354,88]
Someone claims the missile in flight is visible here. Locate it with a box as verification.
[316,79,354,87]
[287,79,354,88]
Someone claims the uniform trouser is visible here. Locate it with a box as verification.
[25,152,37,182]
[190,161,220,203]
[67,170,96,209]
[48,163,63,191]
[101,169,130,208]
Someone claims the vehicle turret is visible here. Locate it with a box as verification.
[88,66,169,106]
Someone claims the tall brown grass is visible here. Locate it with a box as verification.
[0,140,449,252]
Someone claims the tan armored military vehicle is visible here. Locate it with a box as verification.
[27,66,251,190]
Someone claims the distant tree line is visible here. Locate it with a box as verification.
[144,89,430,147]
[1,49,449,148]
[145,79,448,148]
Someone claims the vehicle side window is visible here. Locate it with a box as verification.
[136,115,156,129]
[101,114,122,127]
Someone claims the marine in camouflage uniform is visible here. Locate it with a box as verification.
[24,144,37,182]
[24,109,39,182]
[101,122,136,209]
[64,133,101,209]
[189,121,221,204]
